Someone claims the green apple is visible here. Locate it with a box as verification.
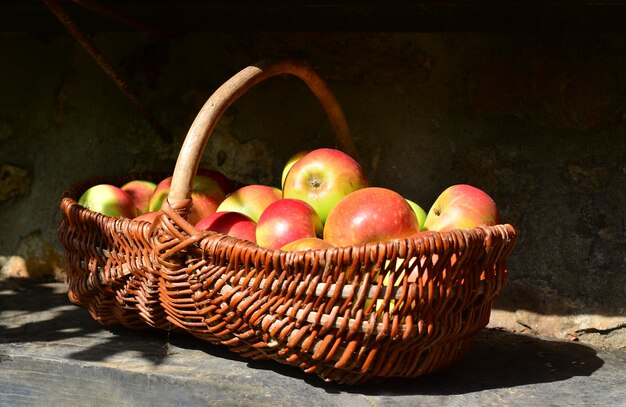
[406,199,427,231]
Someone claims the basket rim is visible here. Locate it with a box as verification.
[60,171,517,258]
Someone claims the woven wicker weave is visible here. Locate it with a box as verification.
[58,59,517,385]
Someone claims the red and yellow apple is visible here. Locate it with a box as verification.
[281,150,310,188]
[195,211,257,243]
[280,237,334,251]
[282,148,368,224]
[196,167,237,194]
[216,184,282,223]
[423,184,500,232]
[148,175,226,225]
[121,180,157,214]
[256,198,323,250]
[323,187,419,247]
[78,184,138,218]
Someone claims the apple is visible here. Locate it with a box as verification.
[256,198,323,250]
[282,148,368,224]
[78,184,138,218]
[423,184,500,232]
[196,167,237,194]
[280,237,334,251]
[281,150,310,188]
[134,211,159,223]
[148,175,226,225]
[406,199,427,231]
[121,180,157,214]
[195,211,257,243]
[323,187,419,247]
[216,184,282,223]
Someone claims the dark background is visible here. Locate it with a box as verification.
[1,1,624,349]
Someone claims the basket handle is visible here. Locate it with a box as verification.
[168,59,357,209]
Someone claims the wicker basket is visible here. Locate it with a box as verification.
[58,59,518,385]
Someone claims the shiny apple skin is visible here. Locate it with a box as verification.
[324,187,420,247]
[256,198,323,250]
[195,211,257,243]
[78,184,138,218]
[121,180,157,214]
[423,184,500,232]
[216,184,282,223]
[148,175,226,225]
[283,148,368,224]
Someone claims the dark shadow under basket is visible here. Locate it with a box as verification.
[58,59,518,385]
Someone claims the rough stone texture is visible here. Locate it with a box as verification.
[0,164,31,203]
[1,277,625,406]
[0,233,63,281]
[0,31,624,349]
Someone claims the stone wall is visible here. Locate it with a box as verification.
[1,31,624,349]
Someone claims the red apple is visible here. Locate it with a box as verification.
[406,199,427,231]
[148,175,226,225]
[256,199,323,250]
[196,168,237,194]
[423,184,500,232]
[78,184,138,218]
[134,211,159,223]
[280,237,334,251]
[195,211,257,243]
[281,150,310,188]
[121,180,157,214]
[282,148,368,223]
[216,184,282,223]
[323,187,420,247]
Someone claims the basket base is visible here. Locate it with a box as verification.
[256,335,476,386]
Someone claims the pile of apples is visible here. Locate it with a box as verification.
[77,148,500,251]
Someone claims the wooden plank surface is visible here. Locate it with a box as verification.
[1,276,625,406]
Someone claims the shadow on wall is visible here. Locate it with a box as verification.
[0,277,606,396]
